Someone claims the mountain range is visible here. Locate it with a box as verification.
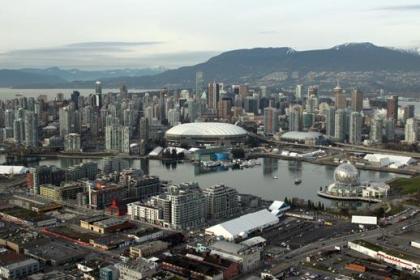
[2,43,420,93]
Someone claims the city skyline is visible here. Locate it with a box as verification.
[1,0,420,69]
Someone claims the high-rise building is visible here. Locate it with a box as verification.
[139,117,150,142]
[326,107,336,137]
[384,118,395,143]
[218,96,233,120]
[59,105,79,137]
[351,89,363,112]
[64,133,81,152]
[349,111,362,144]
[334,82,346,110]
[244,96,258,115]
[167,108,180,127]
[195,71,204,95]
[288,105,303,132]
[95,81,103,108]
[387,95,398,122]
[24,111,38,147]
[295,84,303,100]
[71,90,80,109]
[402,105,415,123]
[207,82,220,111]
[334,109,346,142]
[202,184,239,220]
[370,117,383,144]
[404,118,417,144]
[159,88,167,123]
[264,105,279,134]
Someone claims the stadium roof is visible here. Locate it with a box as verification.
[166,122,247,138]
[205,209,278,241]
[281,131,324,141]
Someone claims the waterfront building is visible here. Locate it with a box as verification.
[202,184,239,220]
[264,105,279,135]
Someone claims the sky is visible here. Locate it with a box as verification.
[1,0,420,69]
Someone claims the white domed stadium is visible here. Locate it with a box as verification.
[165,122,248,147]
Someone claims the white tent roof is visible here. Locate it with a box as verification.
[205,209,278,240]
[0,165,28,175]
[363,153,415,166]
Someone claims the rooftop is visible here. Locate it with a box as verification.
[166,122,247,138]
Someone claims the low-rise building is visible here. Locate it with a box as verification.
[0,249,40,280]
[116,259,158,280]
[80,216,134,234]
[40,182,84,201]
[129,240,169,258]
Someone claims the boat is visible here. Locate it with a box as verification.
[294,178,302,185]
[273,176,278,179]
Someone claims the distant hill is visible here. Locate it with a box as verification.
[3,43,420,93]
[0,67,166,88]
[0,70,66,87]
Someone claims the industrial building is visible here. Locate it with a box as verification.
[205,209,278,241]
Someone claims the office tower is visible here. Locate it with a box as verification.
[244,96,258,115]
[303,112,314,130]
[349,111,362,144]
[264,105,279,134]
[239,85,249,99]
[13,118,24,144]
[71,91,80,109]
[59,105,79,137]
[295,84,303,100]
[64,133,81,152]
[207,81,220,111]
[387,95,398,122]
[402,105,415,123]
[139,117,150,142]
[405,118,417,144]
[120,84,128,97]
[334,109,346,142]
[195,71,204,95]
[305,94,318,114]
[370,117,383,144]
[351,89,363,112]
[159,88,167,123]
[94,81,102,108]
[167,108,180,126]
[260,86,268,98]
[307,86,318,98]
[384,118,395,142]
[24,111,38,147]
[334,82,346,110]
[202,184,239,220]
[288,105,303,132]
[186,100,200,122]
[326,107,336,137]
[218,96,232,120]
[4,109,14,128]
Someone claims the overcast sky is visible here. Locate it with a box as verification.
[1,0,420,69]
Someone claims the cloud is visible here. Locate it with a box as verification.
[373,5,420,11]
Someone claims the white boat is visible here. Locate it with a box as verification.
[273,176,278,179]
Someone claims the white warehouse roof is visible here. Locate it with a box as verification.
[0,165,28,175]
[205,209,278,241]
[166,122,247,138]
[363,153,415,167]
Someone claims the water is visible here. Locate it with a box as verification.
[6,155,401,207]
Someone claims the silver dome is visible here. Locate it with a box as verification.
[334,163,359,186]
